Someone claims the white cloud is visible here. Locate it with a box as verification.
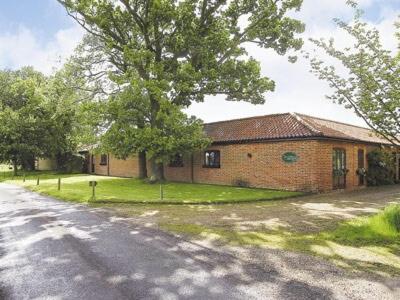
[0,24,84,75]
[0,0,397,128]
[186,0,399,127]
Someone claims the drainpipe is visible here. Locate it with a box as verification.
[107,154,110,176]
[190,153,194,183]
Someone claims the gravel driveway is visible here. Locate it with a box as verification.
[0,183,399,299]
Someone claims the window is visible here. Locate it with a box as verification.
[169,154,184,167]
[204,150,220,168]
[100,154,108,165]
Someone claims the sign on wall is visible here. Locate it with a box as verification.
[282,152,298,163]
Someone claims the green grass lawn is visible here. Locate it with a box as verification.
[4,172,302,204]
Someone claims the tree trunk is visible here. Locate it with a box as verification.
[150,158,165,182]
[12,160,18,176]
[138,151,148,179]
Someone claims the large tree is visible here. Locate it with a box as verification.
[0,66,94,175]
[0,68,52,174]
[101,87,210,179]
[44,62,101,170]
[58,0,305,180]
[307,4,400,145]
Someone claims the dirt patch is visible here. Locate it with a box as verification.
[98,185,400,234]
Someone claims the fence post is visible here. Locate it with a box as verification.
[160,184,163,201]
[37,176,40,186]
[23,173,26,182]
[92,184,96,201]
[58,178,61,191]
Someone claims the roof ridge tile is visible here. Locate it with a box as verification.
[290,112,322,135]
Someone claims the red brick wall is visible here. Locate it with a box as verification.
[93,154,139,178]
[164,154,193,182]
[316,141,372,192]
[165,141,320,192]
[92,154,108,176]
[93,140,381,192]
[165,140,378,192]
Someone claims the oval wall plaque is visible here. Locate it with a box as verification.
[282,152,298,163]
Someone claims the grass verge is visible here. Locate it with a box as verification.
[162,204,400,277]
[2,171,302,204]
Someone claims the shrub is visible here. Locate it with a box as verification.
[366,149,395,186]
[383,204,400,232]
[234,179,250,188]
[56,153,85,173]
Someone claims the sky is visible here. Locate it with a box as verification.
[0,0,399,127]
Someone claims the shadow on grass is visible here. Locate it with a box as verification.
[161,205,400,277]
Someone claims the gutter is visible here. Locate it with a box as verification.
[209,135,399,147]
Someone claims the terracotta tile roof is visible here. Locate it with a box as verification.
[204,113,394,145]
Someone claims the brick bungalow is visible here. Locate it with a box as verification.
[89,113,400,192]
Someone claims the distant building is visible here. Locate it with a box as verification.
[36,158,57,171]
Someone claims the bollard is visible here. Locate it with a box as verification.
[160,184,164,201]
[58,178,61,191]
[23,173,26,182]
[37,176,40,186]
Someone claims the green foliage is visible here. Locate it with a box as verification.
[366,149,395,186]
[307,4,400,145]
[58,0,305,179]
[0,68,50,172]
[101,90,210,163]
[325,204,400,244]
[59,0,304,105]
[0,65,96,173]
[384,204,400,232]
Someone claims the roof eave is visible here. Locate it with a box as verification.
[210,135,399,146]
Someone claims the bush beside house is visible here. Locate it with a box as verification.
[367,149,397,186]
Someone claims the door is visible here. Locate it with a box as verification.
[333,148,347,189]
[358,149,365,186]
[91,155,95,173]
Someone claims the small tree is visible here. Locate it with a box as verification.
[307,3,400,145]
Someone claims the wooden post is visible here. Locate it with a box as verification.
[92,184,96,201]
[58,178,61,191]
[37,176,40,186]
[23,173,26,182]
[160,184,163,201]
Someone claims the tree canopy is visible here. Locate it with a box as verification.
[0,65,95,174]
[307,5,400,145]
[58,0,305,180]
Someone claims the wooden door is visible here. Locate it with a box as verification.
[333,148,346,189]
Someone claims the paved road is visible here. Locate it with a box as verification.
[0,183,398,300]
